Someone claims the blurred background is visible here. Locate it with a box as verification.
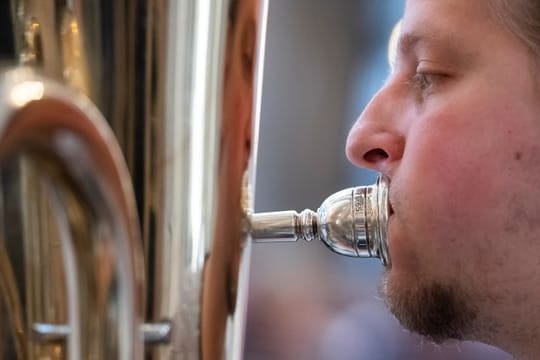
[245,1,511,359]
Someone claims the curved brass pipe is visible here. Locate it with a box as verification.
[0,67,144,359]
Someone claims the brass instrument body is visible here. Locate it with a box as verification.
[1,0,268,358]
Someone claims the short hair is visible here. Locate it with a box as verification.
[489,0,540,59]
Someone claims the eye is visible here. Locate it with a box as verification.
[410,72,436,92]
[409,69,447,95]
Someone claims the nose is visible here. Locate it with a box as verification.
[346,88,405,175]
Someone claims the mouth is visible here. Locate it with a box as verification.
[384,193,395,268]
[388,199,394,217]
[387,190,395,218]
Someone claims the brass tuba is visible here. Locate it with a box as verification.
[0,0,268,358]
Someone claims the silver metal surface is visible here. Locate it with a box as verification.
[3,0,268,358]
[32,322,174,346]
[32,324,70,344]
[142,322,172,345]
[250,175,391,266]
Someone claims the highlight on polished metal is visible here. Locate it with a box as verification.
[0,67,144,360]
[1,0,268,359]
[250,175,391,266]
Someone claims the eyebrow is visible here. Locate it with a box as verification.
[397,33,419,55]
[397,32,430,56]
[396,30,466,61]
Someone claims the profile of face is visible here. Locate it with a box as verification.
[200,0,259,358]
[347,0,540,356]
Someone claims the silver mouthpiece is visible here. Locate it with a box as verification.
[249,175,390,266]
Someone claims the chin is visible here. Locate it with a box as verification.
[381,268,478,344]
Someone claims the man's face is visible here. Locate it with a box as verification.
[347,0,540,346]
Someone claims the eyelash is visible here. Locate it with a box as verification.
[410,72,438,92]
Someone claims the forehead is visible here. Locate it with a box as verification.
[400,0,498,52]
[403,0,494,26]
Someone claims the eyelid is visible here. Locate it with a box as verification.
[416,59,454,76]
[410,68,447,94]
[416,60,439,72]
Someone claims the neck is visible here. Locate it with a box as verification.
[470,301,540,359]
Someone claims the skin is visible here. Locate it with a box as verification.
[346,0,540,358]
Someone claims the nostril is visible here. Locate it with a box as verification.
[363,148,389,163]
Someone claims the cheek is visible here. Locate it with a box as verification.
[397,98,540,276]
[404,114,490,218]
[406,95,532,204]
[396,110,504,253]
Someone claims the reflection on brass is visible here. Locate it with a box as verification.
[201,0,261,358]
[20,17,42,66]
[3,0,268,358]
[60,11,88,94]
[0,71,144,359]
[22,159,68,360]
[0,236,26,359]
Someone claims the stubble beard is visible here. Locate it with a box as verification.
[381,271,479,344]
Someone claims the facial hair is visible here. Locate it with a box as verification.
[382,273,478,344]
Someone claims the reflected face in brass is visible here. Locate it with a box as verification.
[201,0,260,358]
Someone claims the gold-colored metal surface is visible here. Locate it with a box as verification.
[201,1,261,357]
[0,70,144,359]
[2,0,268,358]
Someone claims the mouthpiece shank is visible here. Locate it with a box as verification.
[249,175,390,266]
[250,210,319,242]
